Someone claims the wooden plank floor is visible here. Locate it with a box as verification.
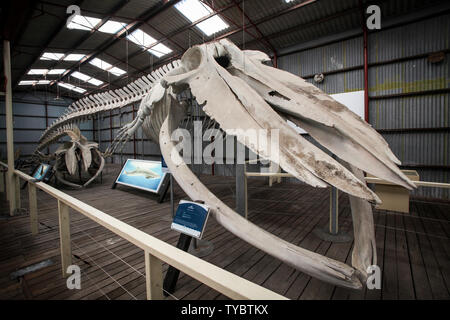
[0,164,449,300]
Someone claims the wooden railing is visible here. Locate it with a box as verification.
[0,161,287,300]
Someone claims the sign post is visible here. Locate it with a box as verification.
[163,200,212,296]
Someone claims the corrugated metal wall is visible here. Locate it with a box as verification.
[0,93,93,160]
[95,102,162,166]
[278,13,450,199]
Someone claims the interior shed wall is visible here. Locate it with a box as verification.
[0,92,94,160]
[69,8,449,201]
[277,12,450,200]
[95,103,162,165]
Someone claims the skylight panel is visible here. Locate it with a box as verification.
[40,52,64,61]
[19,80,37,85]
[64,54,86,61]
[127,29,172,58]
[175,0,229,36]
[127,29,157,47]
[18,80,51,85]
[175,0,211,21]
[89,58,112,70]
[109,66,126,76]
[28,69,48,75]
[197,15,229,36]
[58,82,86,94]
[58,82,75,90]
[87,78,103,86]
[72,71,91,82]
[71,71,103,87]
[89,58,126,76]
[72,87,87,94]
[99,20,127,34]
[47,69,66,75]
[148,43,173,58]
[67,15,101,31]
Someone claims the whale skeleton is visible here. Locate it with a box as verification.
[36,124,105,188]
[37,39,415,290]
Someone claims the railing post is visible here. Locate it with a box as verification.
[145,251,164,300]
[28,183,38,235]
[58,200,72,277]
[14,175,21,209]
[5,170,9,200]
[0,170,4,193]
[4,40,17,216]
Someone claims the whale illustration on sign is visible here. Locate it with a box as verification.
[124,165,161,179]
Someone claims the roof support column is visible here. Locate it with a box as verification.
[3,40,18,215]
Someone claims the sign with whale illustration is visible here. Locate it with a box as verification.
[115,159,167,194]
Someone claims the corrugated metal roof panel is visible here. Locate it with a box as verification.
[114,0,161,19]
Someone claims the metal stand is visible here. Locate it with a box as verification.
[170,174,174,217]
[163,233,192,296]
[188,238,214,258]
[157,173,171,203]
[235,162,246,217]
[313,187,353,243]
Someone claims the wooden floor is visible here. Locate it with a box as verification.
[0,164,449,300]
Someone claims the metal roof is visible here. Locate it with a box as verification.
[1,0,445,98]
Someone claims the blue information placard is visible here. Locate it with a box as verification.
[32,163,52,181]
[171,200,210,239]
[161,156,169,173]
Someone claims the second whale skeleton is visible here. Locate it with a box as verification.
[38,39,416,290]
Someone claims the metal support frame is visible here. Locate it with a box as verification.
[241,159,352,242]
[360,0,370,123]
